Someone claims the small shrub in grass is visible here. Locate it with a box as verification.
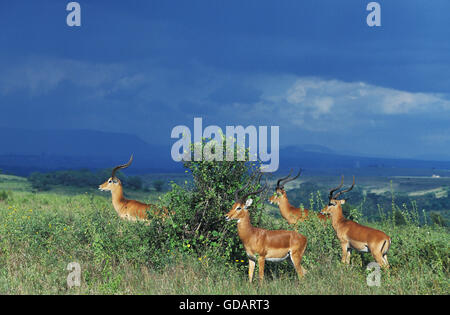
[0,190,10,201]
[295,214,341,269]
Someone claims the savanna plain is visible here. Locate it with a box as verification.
[0,168,448,295]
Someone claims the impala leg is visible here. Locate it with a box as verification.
[345,248,351,264]
[248,259,256,283]
[380,242,390,269]
[372,251,389,269]
[290,250,306,279]
[340,242,350,264]
[372,252,383,267]
[382,254,390,269]
[258,256,265,283]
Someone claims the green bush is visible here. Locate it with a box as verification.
[430,212,447,227]
[28,172,52,191]
[157,139,264,264]
[0,190,10,201]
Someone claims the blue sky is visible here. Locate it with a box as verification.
[1,0,450,160]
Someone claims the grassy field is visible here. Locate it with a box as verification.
[0,174,448,294]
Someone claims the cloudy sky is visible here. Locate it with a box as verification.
[1,0,450,160]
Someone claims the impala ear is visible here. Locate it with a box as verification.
[244,198,253,209]
[340,199,346,204]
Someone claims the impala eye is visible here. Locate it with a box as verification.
[108,179,112,183]
[236,207,242,211]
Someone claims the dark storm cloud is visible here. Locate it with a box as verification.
[1,0,450,159]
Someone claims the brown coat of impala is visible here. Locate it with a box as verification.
[269,169,329,224]
[99,155,168,222]
[321,176,391,268]
[225,174,307,283]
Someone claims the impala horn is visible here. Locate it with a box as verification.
[278,169,302,189]
[111,154,134,179]
[329,175,345,201]
[235,172,267,202]
[333,176,355,200]
[234,171,258,201]
[276,169,293,189]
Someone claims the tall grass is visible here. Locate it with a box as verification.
[0,188,448,294]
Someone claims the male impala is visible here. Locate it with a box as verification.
[269,169,329,224]
[99,155,167,221]
[321,176,391,268]
[225,173,308,283]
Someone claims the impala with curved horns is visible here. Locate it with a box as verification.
[98,155,168,221]
[226,173,308,283]
[320,176,391,268]
[269,169,329,224]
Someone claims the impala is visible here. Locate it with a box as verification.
[225,173,308,283]
[98,155,168,221]
[321,176,391,268]
[269,169,329,224]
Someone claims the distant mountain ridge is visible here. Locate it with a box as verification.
[0,127,178,174]
[1,128,450,176]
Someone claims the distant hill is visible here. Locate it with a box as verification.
[1,127,450,176]
[0,127,180,175]
[279,146,450,176]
